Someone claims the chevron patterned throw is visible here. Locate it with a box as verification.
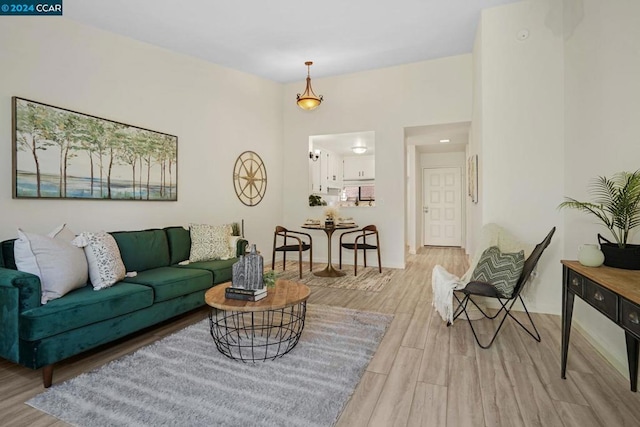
[470,246,524,297]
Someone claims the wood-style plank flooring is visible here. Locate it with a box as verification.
[2,247,640,426]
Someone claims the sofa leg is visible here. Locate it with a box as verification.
[43,365,53,388]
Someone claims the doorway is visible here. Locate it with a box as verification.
[422,167,462,246]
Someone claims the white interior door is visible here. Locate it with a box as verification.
[423,167,462,246]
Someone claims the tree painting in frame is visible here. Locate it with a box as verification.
[467,154,478,204]
[12,97,178,200]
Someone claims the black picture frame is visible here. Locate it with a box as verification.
[12,97,178,200]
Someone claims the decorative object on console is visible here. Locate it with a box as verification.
[231,244,264,290]
[12,97,178,201]
[14,224,88,303]
[577,243,605,267]
[559,170,640,269]
[296,61,323,111]
[233,151,267,206]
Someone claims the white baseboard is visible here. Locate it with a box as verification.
[572,320,628,380]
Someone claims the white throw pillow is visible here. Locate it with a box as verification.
[14,224,88,304]
[189,223,235,262]
[72,231,126,290]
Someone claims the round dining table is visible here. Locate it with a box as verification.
[301,223,358,277]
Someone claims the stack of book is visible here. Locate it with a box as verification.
[225,286,267,301]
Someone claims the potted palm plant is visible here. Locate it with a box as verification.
[559,170,640,269]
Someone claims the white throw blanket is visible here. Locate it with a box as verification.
[432,223,534,324]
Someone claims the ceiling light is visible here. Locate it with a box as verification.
[352,146,367,154]
[296,61,323,111]
[439,139,450,143]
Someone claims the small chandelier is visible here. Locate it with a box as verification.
[296,61,323,111]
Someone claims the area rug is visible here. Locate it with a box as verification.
[275,261,399,292]
[27,304,393,427]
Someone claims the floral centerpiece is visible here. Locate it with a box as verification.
[324,207,339,228]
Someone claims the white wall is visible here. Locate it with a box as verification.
[0,18,283,256]
[405,144,417,254]
[563,0,640,375]
[477,0,565,314]
[467,20,484,257]
[282,56,473,268]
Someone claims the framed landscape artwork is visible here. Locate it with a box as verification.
[468,154,478,204]
[12,97,178,200]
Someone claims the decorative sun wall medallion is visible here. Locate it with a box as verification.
[233,151,267,206]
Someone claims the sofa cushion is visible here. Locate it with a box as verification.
[20,283,153,341]
[111,229,170,272]
[177,258,237,285]
[124,267,212,302]
[165,226,190,265]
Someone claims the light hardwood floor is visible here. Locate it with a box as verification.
[2,247,640,426]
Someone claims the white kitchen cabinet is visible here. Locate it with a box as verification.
[309,153,324,193]
[326,150,343,188]
[343,155,375,180]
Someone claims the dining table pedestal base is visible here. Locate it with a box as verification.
[301,223,358,278]
[313,264,346,277]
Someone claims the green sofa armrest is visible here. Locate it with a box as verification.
[236,238,249,257]
[0,268,41,362]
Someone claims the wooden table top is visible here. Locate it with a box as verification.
[204,279,311,312]
[301,223,358,230]
[562,260,640,305]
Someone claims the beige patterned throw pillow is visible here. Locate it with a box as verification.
[73,231,126,290]
[189,223,235,262]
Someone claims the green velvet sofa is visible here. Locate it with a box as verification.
[0,226,247,387]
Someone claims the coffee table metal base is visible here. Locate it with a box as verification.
[209,302,307,362]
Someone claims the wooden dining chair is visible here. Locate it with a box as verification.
[339,225,381,276]
[272,226,313,279]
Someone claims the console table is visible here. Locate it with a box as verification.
[561,260,640,391]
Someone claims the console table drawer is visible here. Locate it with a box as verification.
[585,280,618,321]
[567,271,584,297]
[622,299,640,338]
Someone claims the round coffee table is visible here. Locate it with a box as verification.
[204,280,311,362]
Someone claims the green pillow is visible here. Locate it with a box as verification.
[470,246,525,298]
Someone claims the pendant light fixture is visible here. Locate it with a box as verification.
[296,61,323,111]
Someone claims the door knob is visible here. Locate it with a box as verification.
[423,207,429,213]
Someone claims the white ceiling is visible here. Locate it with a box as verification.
[406,122,470,153]
[64,0,520,83]
[311,131,375,156]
